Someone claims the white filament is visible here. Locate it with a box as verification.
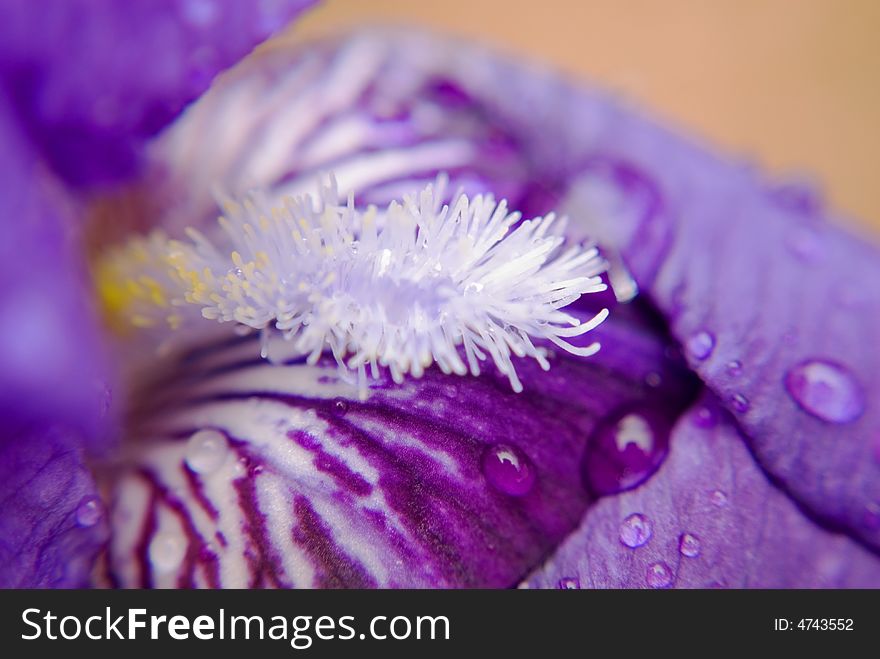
[134,176,609,397]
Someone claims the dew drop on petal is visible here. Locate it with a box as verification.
[730,393,750,413]
[725,360,743,378]
[784,359,865,424]
[644,372,662,388]
[685,330,715,361]
[481,444,536,496]
[185,429,228,475]
[332,397,350,416]
[149,533,186,573]
[678,532,701,558]
[583,405,672,496]
[557,577,580,589]
[692,405,718,429]
[619,513,653,548]
[75,496,103,528]
[646,561,674,588]
[710,490,729,508]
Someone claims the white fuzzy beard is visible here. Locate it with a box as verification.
[108,176,609,397]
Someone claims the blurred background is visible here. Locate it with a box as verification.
[293,0,880,232]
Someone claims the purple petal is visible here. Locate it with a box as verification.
[0,424,109,588]
[525,394,880,588]
[0,89,111,446]
[560,136,880,550]
[0,88,113,586]
[0,0,317,189]
[102,315,696,588]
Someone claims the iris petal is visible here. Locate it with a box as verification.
[525,394,880,588]
[0,424,109,588]
[0,0,318,189]
[561,144,880,550]
[102,311,696,588]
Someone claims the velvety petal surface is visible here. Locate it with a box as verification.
[0,0,317,189]
[569,154,880,551]
[101,311,697,588]
[0,90,111,445]
[0,423,109,587]
[525,393,880,588]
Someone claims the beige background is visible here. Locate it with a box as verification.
[293,0,880,233]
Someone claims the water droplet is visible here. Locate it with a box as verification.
[75,496,103,527]
[784,359,865,424]
[481,444,536,496]
[557,577,580,589]
[644,372,662,388]
[725,360,743,378]
[646,561,674,588]
[686,330,715,361]
[692,405,718,429]
[185,429,228,475]
[228,267,244,279]
[678,532,701,558]
[332,398,350,416]
[464,282,484,294]
[710,490,729,507]
[149,533,186,573]
[730,393,750,413]
[619,513,653,548]
[583,405,672,496]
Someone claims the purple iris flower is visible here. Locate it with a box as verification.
[2,3,879,589]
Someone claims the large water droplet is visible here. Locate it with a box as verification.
[75,496,103,528]
[583,405,672,496]
[149,533,186,573]
[678,532,701,558]
[646,561,674,588]
[557,577,580,589]
[482,444,536,496]
[686,330,715,361]
[784,359,865,424]
[185,429,228,475]
[619,513,653,548]
[332,398,350,416]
